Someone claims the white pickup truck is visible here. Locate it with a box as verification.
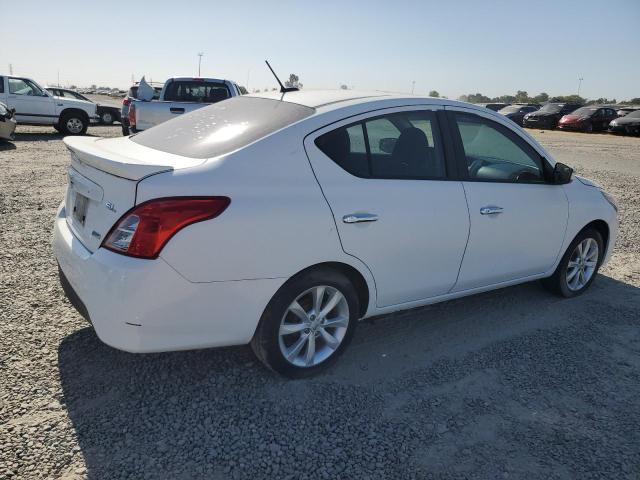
[128,77,242,132]
[0,75,98,135]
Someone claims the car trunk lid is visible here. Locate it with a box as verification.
[63,136,207,252]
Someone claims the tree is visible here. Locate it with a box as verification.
[549,95,586,104]
[459,93,491,103]
[533,92,549,104]
[285,74,302,89]
[514,90,529,103]
[429,90,440,98]
[628,98,640,104]
[340,84,349,90]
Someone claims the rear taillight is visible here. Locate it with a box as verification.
[102,197,230,259]
[123,98,131,106]
[128,103,136,128]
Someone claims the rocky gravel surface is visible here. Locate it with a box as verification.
[1,126,639,479]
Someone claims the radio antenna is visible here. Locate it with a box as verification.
[265,60,298,93]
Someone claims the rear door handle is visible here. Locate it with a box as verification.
[343,213,378,224]
[170,107,185,114]
[480,206,503,215]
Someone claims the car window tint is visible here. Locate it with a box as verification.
[454,112,544,183]
[9,78,41,96]
[163,81,230,103]
[365,117,400,155]
[0,77,4,94]
[316,110,446,180]
[132,96,315,159]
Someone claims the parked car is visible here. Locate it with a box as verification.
[616,106,640,117]
[46,87,121,125]
[522,103,581,129]
[53,90,618,377]
[608,109,640,135]
[477,103,510,111]
[121,82,164,135]
[497,104,541,126]
[558,106,618,133]
[0,75,98,135]
[127,77,243,133]
[0,101,17,140]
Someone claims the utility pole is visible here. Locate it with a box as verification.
[577,76,584,97]
[57,69,60,87]
[197,52,204,76]
[8,63,13,75]
[411,80,415,95]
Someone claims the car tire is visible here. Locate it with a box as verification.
[100,111,115,125]
[53,124,61,133]
[121,125,130,136]
[251,267,360,378]
[541,228,604,298]
[59,112,88,136]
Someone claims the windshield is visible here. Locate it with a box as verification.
[625,110,640,119]
[498,105,522,114]
[539,104,562,113]
[570,107,597,117]
[132,96,315,159]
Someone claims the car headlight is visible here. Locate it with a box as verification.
[524,114,531,119]
[600,190,618,212]
[610,120,617,126]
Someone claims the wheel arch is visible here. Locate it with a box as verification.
[285,262,372,318]
[580,219,610,255]
[59,108,89,123]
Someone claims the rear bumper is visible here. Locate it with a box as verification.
[53,204,285,353]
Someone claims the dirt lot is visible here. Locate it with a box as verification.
[1,126,639,479]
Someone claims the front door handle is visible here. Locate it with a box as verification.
[343,213,378,224]
[480,206,503,215]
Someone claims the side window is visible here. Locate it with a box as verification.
[9,78,37,95]
[0,77,4,94]
[453,112,545,183]
[315,110,446,180]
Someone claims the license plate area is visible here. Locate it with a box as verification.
[73,193,89,226]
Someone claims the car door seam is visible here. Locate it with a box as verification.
[448,181,472,294]
[301,137,380,307]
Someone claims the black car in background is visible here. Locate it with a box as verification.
[46,87,121,125]
[477,103,511,111]
[616,106,640,117]
[522,103,581,129]
[497,104,541,126]
[609,109,640,135]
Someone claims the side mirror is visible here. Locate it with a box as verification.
[552,162,573,184]
[379,137,397,154]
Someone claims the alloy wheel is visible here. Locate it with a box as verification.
[566,238,599,291]
[66,118,84,134]
[278,286,349,367]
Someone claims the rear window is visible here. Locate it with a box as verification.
[163,81,230,103]
[131,96,315,159]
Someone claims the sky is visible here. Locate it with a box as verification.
[1,0,638,100]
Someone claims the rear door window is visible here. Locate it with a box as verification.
[163,81,230,103]
[315,110,447,180]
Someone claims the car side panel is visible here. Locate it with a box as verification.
[139,125,376,293]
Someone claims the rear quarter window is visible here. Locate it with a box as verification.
[131,96,315,159]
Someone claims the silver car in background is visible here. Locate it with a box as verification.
[0,101,17,141]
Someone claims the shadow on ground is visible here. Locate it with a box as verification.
[58,275,640,479]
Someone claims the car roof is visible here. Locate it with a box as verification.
[248,89,487,113]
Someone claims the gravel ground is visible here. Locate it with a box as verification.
[1,126,639,479]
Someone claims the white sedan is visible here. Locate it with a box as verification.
[53,90,618,377]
